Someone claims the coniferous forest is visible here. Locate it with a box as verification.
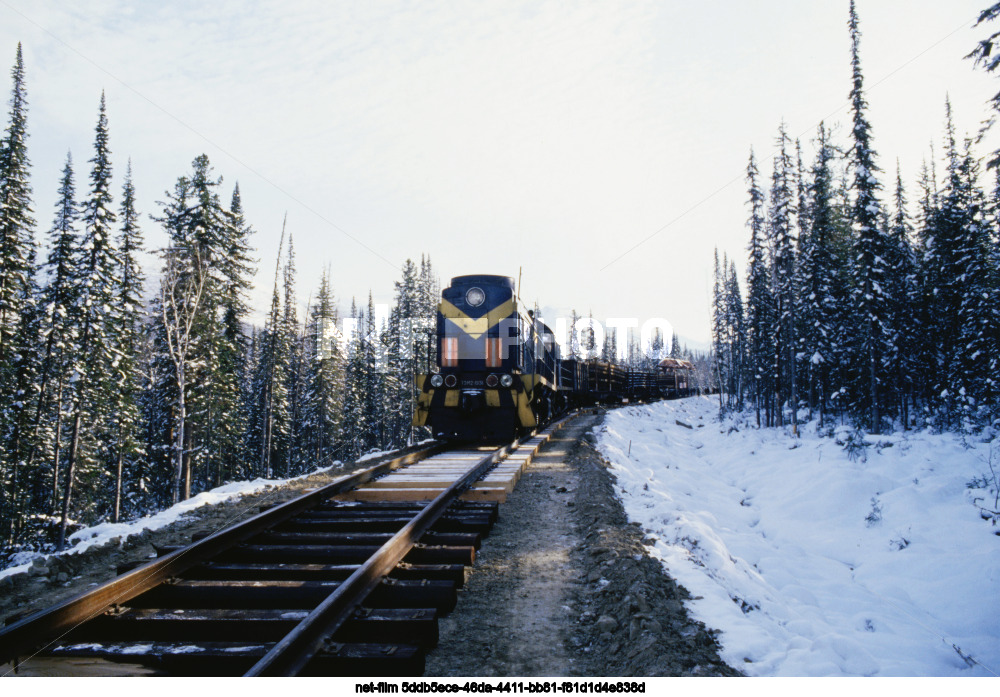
[4,2,1000,562]
[0,42,446,559]
[0,38,709,563]
[712,2,1000,435]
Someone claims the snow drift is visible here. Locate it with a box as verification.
[596,395,999,677]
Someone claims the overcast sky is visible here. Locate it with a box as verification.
[0,0,996,346]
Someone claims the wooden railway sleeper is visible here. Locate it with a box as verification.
[244,435,528,675]
[59,607,441,648]
[0,425,576,675]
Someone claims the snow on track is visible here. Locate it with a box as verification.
[0,466,341,581]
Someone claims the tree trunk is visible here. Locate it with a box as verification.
[51,377,65,512]
[172,365,186,505]
[184,426,192,501]
[789,340,798,436]
[57,411,82,551]
[870,332,879,434]
[113,424,124,523]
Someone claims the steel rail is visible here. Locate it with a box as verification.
[246,413,578,676]
[0,443,445,668]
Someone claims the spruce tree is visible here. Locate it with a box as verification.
[247,228,290,479]
[986,170,1000,407]
[953,139,993,423]
[745,149,776,427]
[59,94,119,548]
[725,260,745,409]
[847,0,892,432]
[914,155,943,414]
[339,298,366,460]
[0,44,34,382]
[568,309,581,359]
[32,153,79,518]
[389,259,420,446]
[885,162,918,427]
[109,161,144,520]
[362,291,385,451]
[711,248,727,410]
[798,124,842,426]
[215,184,254,483]
[413,255,438,375]
[917,102,993,426]
[768,124,798,430]
[281,234,305,475]
[968,3,1000,168]
[301,270,342,465]
[0,44,38,544]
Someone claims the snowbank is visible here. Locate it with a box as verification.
[595,396,1000,677]
[0,464,340,581]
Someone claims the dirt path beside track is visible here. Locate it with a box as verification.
[424,412,738,677]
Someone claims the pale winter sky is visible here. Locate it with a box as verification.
[0,0,997,346]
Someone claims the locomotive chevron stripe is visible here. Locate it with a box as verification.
[439,298,516,339]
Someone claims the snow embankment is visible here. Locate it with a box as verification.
[595,396,999,677]
[0,466,340,581]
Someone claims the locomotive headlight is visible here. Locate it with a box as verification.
[486,374,499,387]
[430,374,444,388]
[444,374,458,387]
[500,374,513,387]
[466,287,485,307]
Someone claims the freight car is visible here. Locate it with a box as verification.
[656,357,695,397]
[413,274,693,441]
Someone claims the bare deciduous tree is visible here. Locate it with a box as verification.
[159,245,207,505]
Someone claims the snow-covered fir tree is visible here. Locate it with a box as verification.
[212,184,255,483]
[300,270,343,466]
[0,44,39,545]
[339,297,367,461]
[711,248,728,410]
[385,259,421,448]
[744,149,776,427]
[724,260,745,409]
[847,0,893,433]
[281,234,307,476]
[247,230,291,479]
[108,161,144,521]
[30,153,80,524]
[884,162,919,427]
[768,124,798,430]
[59,94,119,549]
[797,124,845,426]
[362,292,386,451]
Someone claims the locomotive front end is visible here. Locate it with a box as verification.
[413,274,537,441]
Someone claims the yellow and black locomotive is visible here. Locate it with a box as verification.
[413,274,554,441]
[413,274,695,442]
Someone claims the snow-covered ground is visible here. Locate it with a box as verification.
[0,465,343,581]
[1,441,435,579]
[595,396,1000,677]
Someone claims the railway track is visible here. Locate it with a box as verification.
[0,416,576,677]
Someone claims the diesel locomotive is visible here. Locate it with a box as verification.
[413,274,693,441]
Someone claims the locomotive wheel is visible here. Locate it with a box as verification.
[534,394,551,427]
